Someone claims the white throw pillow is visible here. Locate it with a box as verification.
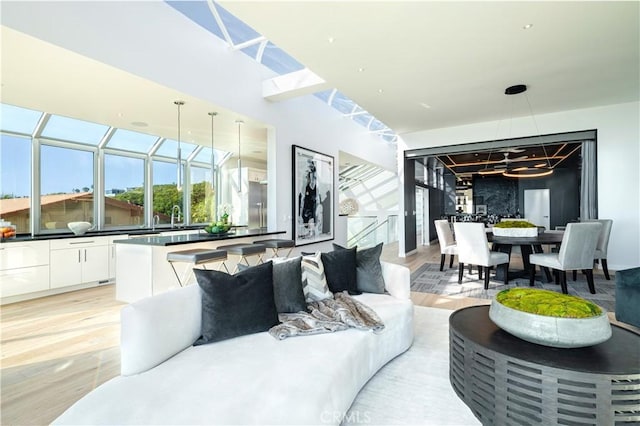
[301,252,332,302]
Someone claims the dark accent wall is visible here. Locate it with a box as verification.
[471,168,580,228]
[517,168,580,229]
[472,175,519,216]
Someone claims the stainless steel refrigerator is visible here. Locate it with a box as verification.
[248,181,267,229]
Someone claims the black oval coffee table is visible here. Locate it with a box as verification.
[449,305,640,425]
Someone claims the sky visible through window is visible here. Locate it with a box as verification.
[0,104,187,197]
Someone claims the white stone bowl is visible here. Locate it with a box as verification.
[489,298,612,348]
[67,221,93,235]
[492,227,538,237]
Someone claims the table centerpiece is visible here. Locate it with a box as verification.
[489,288,611,348]
[492,220,539,237]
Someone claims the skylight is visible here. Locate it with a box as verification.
[165,1,397,143]
[107,128,159,153]
[40,114,109,145]
[0,103,43,135]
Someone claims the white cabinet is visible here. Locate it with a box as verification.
[0,240,50,298]
[109,235,127,280]
[49,237,109,289]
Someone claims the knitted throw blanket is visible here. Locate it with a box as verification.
[268,292,385,340]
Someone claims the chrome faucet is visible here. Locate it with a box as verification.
[152,215,160,231]
[170,205,182,229]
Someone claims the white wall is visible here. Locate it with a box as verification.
[2,1,398,254]
[402,101,640,271]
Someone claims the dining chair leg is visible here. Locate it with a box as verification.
[553,270,560,285]
[601,259,610,280]
[483,266,490,290]
[585,269,596,294]
[560,271,568,294]
[478,267,483,280]
[449,255,454,269]
[503,265,508,285]
[468,264,472,274]
[458,263,464,284]
[529,265,536,286]
[572,270,577,281]
[440,254,446,271]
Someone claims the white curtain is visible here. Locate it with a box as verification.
[580,141,597,220]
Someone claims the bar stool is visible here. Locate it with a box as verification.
[166,248,228,286]
[253,239,295,258]
[217,243,266,273]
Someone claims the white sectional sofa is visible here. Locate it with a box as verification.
[53,261,414,425]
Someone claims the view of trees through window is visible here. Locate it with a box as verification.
[0,103,231,235]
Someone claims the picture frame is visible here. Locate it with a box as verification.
[476,204,487,215]
[292,145,334,246]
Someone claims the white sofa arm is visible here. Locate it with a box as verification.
[120,284,202,376]
[381,261,411,300]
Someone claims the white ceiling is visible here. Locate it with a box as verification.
[0,26,269,164]
[220,1,639,135]
[1,1,638,165]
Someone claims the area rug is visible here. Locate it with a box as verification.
[344,306,480,426]
[410,263,616,312]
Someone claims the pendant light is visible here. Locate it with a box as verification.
[208,112,218,189]
[235,119,244,193]
[501,85,554,178]
[208,112,218,223]
[174,100,185,191]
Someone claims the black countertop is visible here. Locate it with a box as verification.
[114,229,285,247]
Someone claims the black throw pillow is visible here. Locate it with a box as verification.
[193,261,278,345]
[236,258,308,313]
[333,243,385,294]
[321,246,360,295]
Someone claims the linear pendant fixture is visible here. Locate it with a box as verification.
[235,119,244,193]
[208,112,218,189]
[209,112,218,222]
[174,100,185,191]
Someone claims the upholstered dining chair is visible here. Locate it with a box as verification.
[453,222,509,289]
[585,219,613,280]
[529,222,602,294]
[434,219,457,271]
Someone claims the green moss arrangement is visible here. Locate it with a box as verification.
[493,220,536,228]
[496,288,602,318]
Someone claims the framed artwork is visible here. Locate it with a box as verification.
[476,204,487,215]
[292,145,334,246]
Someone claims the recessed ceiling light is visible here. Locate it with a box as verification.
[358,67,365,72]
[131,121,148,127]
[378,89,384,94]
[523,24,533,30]
[420,102,432,109]
[327,37,335,43]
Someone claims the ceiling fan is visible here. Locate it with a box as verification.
[495,152,528,168]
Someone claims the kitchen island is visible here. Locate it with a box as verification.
[114,229,285,303]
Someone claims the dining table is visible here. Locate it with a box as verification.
[488,230,564,282]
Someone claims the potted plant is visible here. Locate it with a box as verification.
[489,288,612,348]
[492,220,539,237]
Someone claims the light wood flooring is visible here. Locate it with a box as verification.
[0,242,627,425]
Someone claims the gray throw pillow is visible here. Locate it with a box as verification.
[193,262,278,345]
[321,246,360,295]
[333,243,385,294]
[271,257,308,313]
[236,258,308,313]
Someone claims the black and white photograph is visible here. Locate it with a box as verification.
[292,145,334,246]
